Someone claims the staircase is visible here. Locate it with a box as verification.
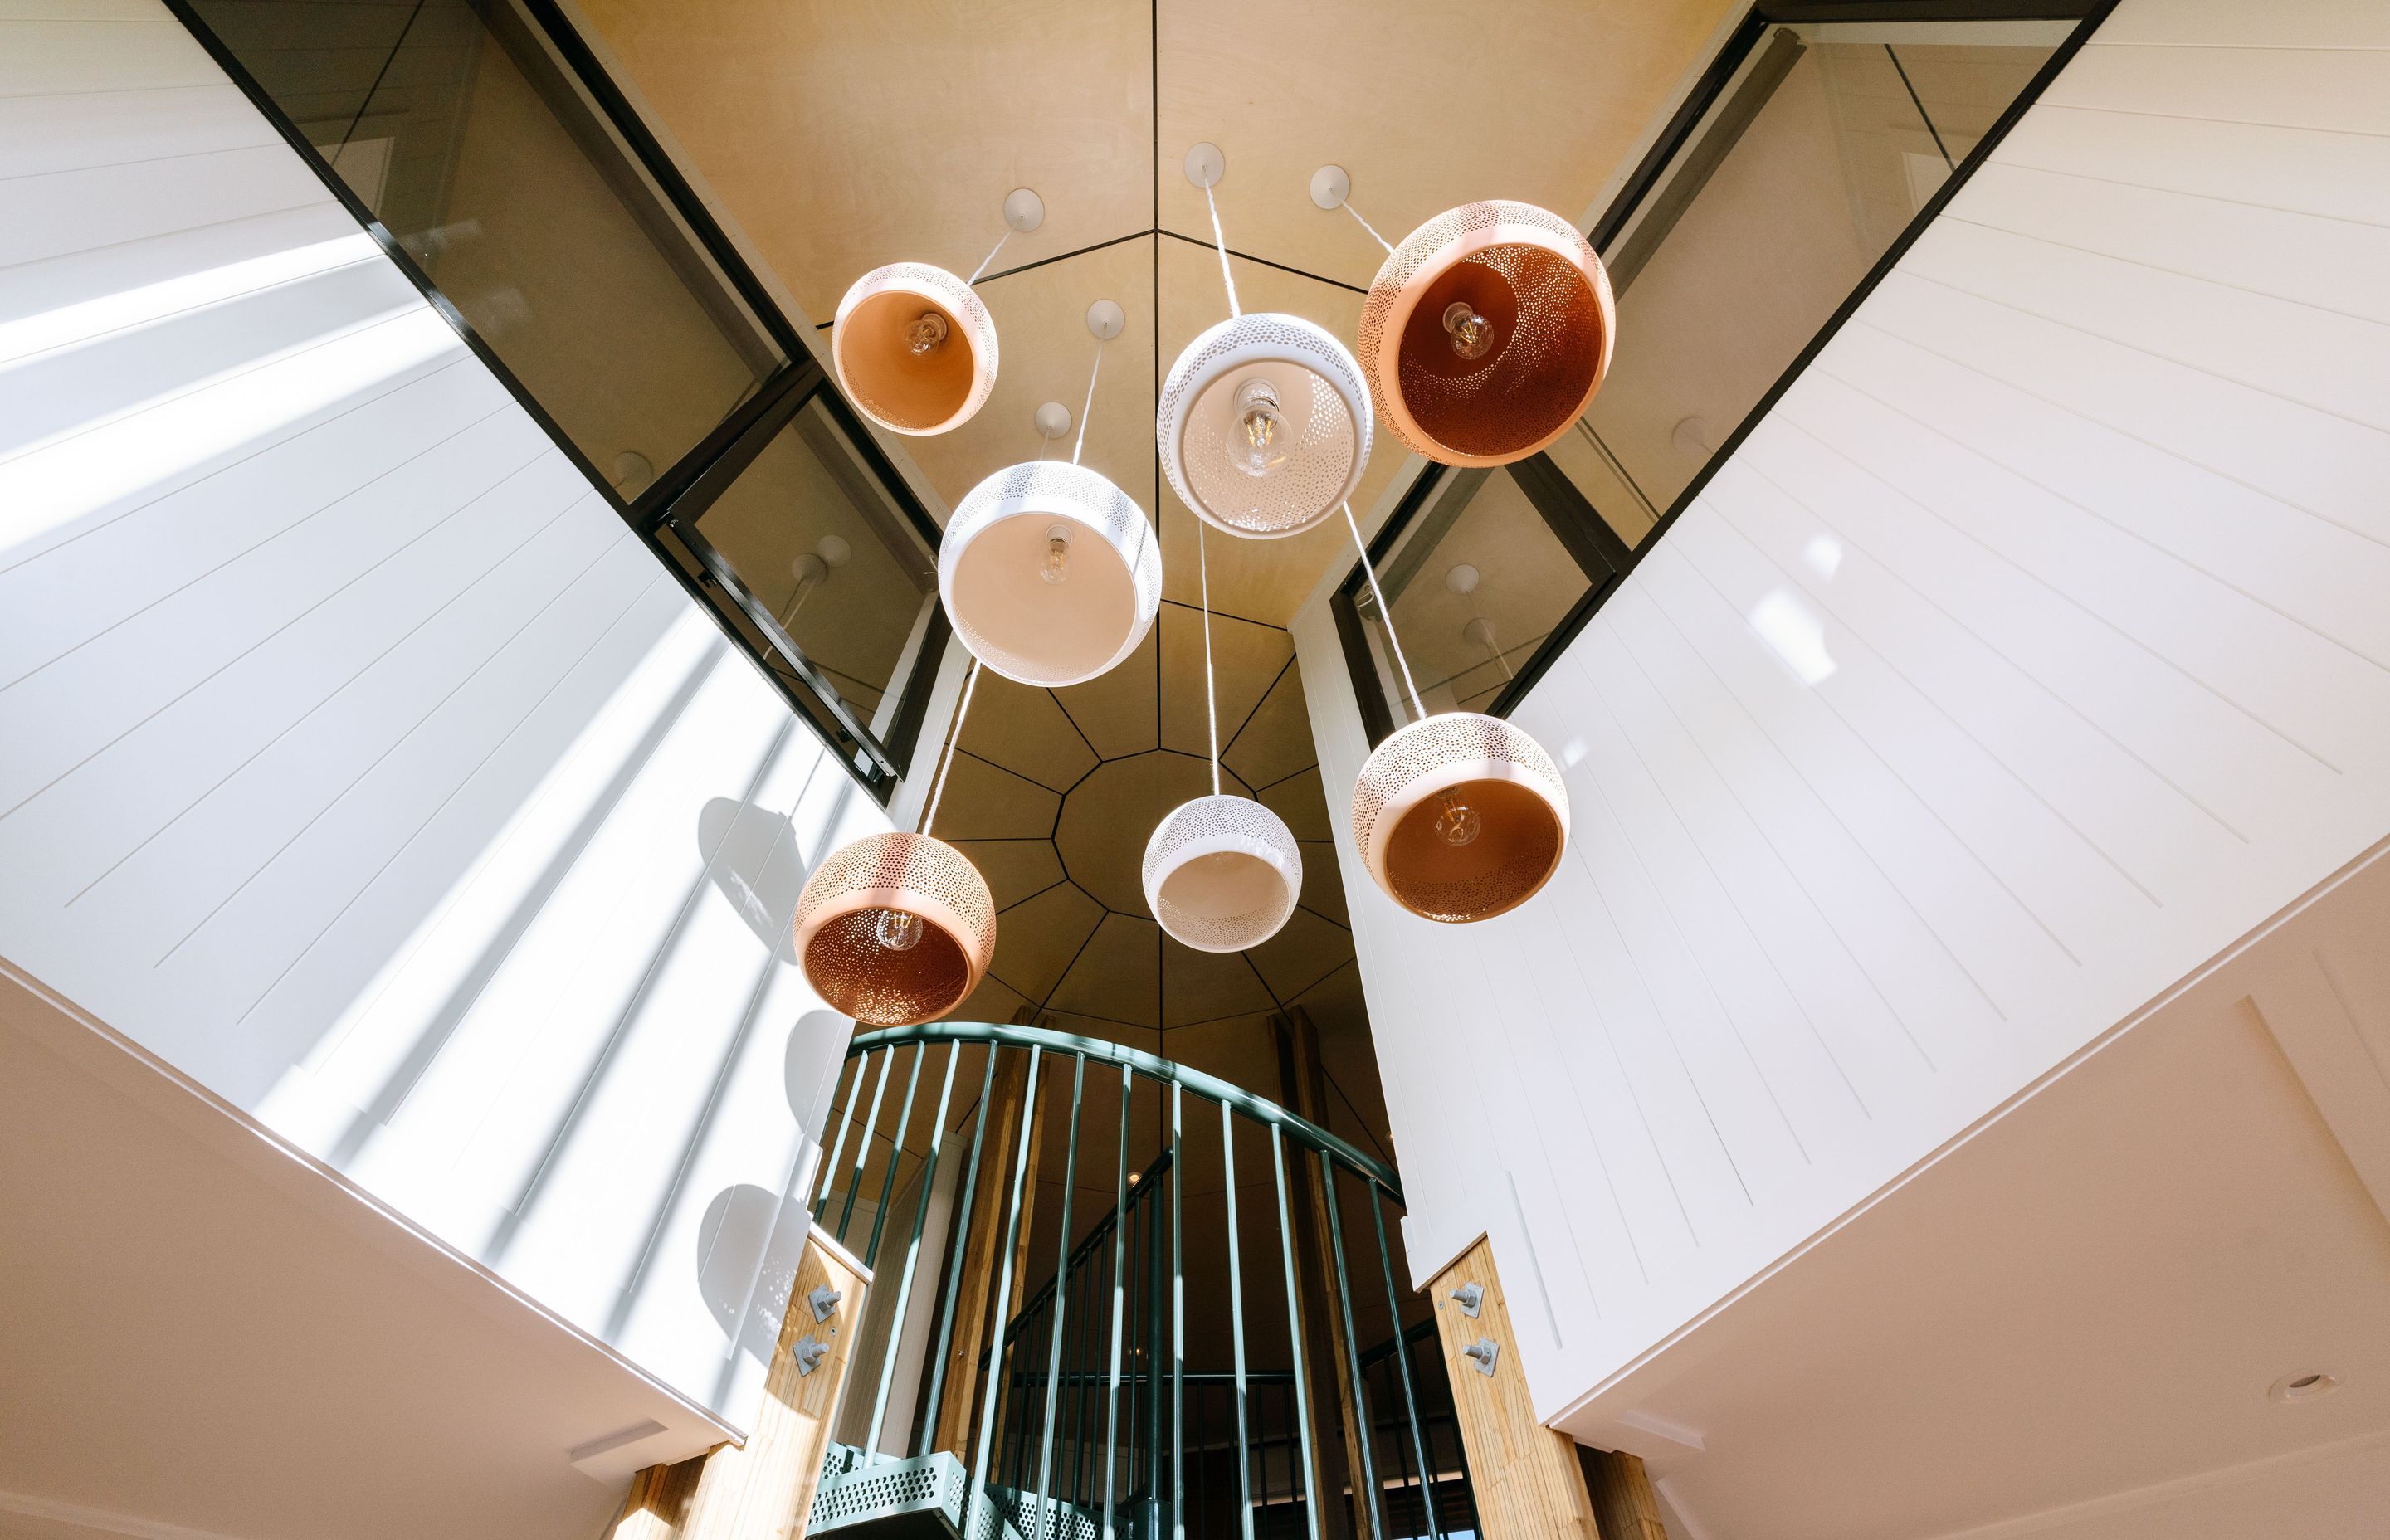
[793,1024,1477,1540]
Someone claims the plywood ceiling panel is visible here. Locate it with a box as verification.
[956,670,1100,793]
[1159,601,1292,762]
[1046,912,1163,1028]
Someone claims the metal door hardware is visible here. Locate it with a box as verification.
[1462,1337,1499,1377]
[808,1284,843,1322]
[793,1334,830,1377]
[1450,1281,1483,1318]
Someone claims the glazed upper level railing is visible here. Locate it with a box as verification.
[803,1022,1476,1540]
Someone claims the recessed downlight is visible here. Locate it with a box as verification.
[2269,1370,2341,1404]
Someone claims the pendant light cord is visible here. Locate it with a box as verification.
[1203,182,1241,318]
[919,656,982,836]
[1072,337,1104,466]
[967,226,1012,285]
[1340,198,1397,256]
[1200,522,1221,796]
[1344,500,1427,723]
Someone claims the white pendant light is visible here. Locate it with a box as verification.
[939,300,1161,688]
[1339,503,1569,923]
[1144,524,1301,952]
[1158,144,1372,540]
[795,662,997,1026]
[832,188,1043,437]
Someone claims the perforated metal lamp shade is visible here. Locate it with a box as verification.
[1350,713,1569,924]
[940,461,1160,687]
[1157,313,1373,539]
[833,263,999,436]
[1143,794,1302,953]
[1357,201,1616,467]
[793,831,996,1026]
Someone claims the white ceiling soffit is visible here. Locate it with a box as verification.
[1569,836,2390,1540]
[0,961,732,1540]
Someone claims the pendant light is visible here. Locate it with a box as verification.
[1143,524,1302,953]
[832,188,1042,436]
[1316,167,1615,468]
[793,662,997,1026]
[1340,503,1569,923]
[1158,144,1373,540]
[939,300,1161,688]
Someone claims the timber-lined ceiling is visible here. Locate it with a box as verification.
[573,0,1735,1116]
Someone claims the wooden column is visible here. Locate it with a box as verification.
[1581,1448,1671,1540]
[1428,1236,1604,1540]
[1272,1010,1367,1540]
[929,1042,1046,1458]
[605,1453,707,1540]
[676,1226,871,1540]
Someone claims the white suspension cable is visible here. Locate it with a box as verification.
[1200,522,1220,796]
[1072,339,1105,466]
[919,656,983,836]
[1343,501,1427,724]
[1340,198,1397,256]
[1203,182,1241,318]
[967,226,1012,285]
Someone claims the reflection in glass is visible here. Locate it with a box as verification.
[1571,20,2067,524]
[188,0,783,477]
[690,399,938,731]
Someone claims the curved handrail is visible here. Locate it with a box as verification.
[848,1021,1402,1201]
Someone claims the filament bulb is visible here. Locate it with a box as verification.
[1443,301,1493,361]
[874,909,923,952]
[1041,526,1071,586]
[906,311,949,356]
[1433,788,1482,847]
[1229,378,1293,477]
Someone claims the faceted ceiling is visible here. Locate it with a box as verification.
[572,0,1736,1119]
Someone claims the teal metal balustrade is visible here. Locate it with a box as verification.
[802,1024,1478,1540]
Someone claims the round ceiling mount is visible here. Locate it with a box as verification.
[1358,200,1616,467]
[833,262,998,436]
[1144,794,1302,953]
[1351,712,1569,924]
[1002,186,1046,233]
[1086,298,1125,340]
[2269,1371,2342,1404]
[1310,164,1351,212]
[793,831,995,1026]
[1034,401,1072,440]
[1158,313,1373,539]
[941,460,1160,687]
[1184,142,1226,189]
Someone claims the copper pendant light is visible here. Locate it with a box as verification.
[793,665,997,1026]
[1320,169,1614,468]
[1144,523,1301,952]
[1339,503,1569,923]
[831,188,1043,437]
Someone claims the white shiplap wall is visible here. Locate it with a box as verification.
[0,6,879,1429]
[1295,0,2390,1435]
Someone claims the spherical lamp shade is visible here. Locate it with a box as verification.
[1357,201,1616,467]
[793,831,996,1026]
[832,263,998,436]
[940,461,1161,687]
[1350,713,1569,924]
[1142,794,1302,953]
[1158,313,1372,539]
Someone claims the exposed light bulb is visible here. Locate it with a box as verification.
[1229,378,1293,477]
[1041,525,1070,586]
[874,909,923,952]
[1443,301,1493,360]
[906,311,949,356]
[1433,788,1481,847]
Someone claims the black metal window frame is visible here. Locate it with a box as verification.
[1334,0,2119,748]
[163,0,948,802]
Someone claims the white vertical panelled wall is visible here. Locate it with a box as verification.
[0,4,876,1425]
[1295,0,2390,1434]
